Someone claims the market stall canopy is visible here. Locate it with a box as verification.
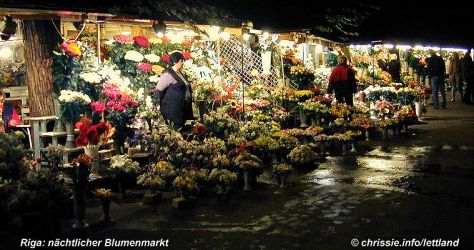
[0,0,379,41]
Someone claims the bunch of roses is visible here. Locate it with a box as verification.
[133,36,151,47]
[104,84,138,112]
[113,35,134,44]
[136,63,153,72]
[75,117,111,146]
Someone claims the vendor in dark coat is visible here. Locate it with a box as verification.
[327,56,357,106]
[155,52,194,128]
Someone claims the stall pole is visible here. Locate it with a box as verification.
[241,26,245,122]
[96,22,101,65]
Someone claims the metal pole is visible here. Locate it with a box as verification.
[96,22,101,65]
[241,27,245,121]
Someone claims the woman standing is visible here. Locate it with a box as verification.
[155,52,194,128]
[448,52,463,102]
[327,56,357,106]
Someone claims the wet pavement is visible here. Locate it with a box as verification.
[81,100,474,249]
[3,98,474,250]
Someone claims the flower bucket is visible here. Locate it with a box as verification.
[243,171,252,191]
[83,145,100,173]
[72,187,88,229]
[65,121,76,148]
[299,109,308,128]
[100,199,111,222]
[415,102,423,120]
[365,128,370,141]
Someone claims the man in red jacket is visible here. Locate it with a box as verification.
[327,56,357,105]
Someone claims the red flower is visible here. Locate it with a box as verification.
[182,51,192,60]
[96,123,108,134]
[113,105,125,112]
[162,53,170,64]
[193,123,207,136]
[150,87,157,93]
[182,40,193,47]
[113,35,134,44]
[91,102,106,112]
[86,126,100,145]
[133,36,151,47]
[76,135,88,147]
[106,100,115,107]
[136,63,153,72]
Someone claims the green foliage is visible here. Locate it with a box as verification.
[0,132,27,181]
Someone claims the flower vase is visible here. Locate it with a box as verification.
[243,171,252,191]
[100,199,111,222]
[403,123,409,132]
[216,185,229,202]
[365,128,370,141]
[118,179,126,199]
[395,125,401,136]
[72,187,88,229]
[83,145,100,174]
[342,142,349,155]
[351,141,358,153]
[196,100,208,120]
[382,127,388,140]
[319,142,326,155]
[279,173,288,188]
[65,121,76,148]
[299,109,308,128]
[270,151,278,164]
[415,102,423,121]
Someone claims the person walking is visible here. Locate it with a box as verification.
[448,52,463,102]
[427,50,446,109]
[387,54,401,83]
[327,56,357,106]
[155,51,194,129]
[462,52,474,104]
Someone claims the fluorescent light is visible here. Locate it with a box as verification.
[156,32,164,38]
[383,44,394,49]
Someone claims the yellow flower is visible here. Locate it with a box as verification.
[152,65,165,75]
[69,43,82,56]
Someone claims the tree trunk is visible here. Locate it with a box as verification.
[22,20,61,117]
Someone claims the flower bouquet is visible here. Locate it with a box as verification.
[43,144,65,168]
[172,174,199,198]
[209,168,237,197]
[373,100,397,119]
[330,103,352,119]
[350,115,375,130]
[288,145,318,166]
[58,90,91,123]
[203,108,238,138]
[272,163,293,175]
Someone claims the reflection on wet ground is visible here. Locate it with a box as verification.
[79,142,474,249]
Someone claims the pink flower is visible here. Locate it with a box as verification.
[136,63,153,72]
[60,42,81,57]
[130,101,138,108]
[162,53,170,64]
[106,100,115,107]
[120,99,128,106]
[183,51,192,60]
[113,105,125,112]
[133,36,151,47]
[113,35,134,44]
[91,102,106,112]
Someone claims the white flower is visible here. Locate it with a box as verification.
[145,96,153,108]
[124,50,144,62]
[137,88,144,100]
[144,54,160,63]
[80,72,102,84]
[149,75,160,83]
[58,90,91,104]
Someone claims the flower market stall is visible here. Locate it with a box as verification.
[0,9,449,234]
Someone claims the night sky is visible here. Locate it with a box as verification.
[1,0,474,46]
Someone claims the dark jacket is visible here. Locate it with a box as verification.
[387,60,401,79]
[156,68,193,127]
[462,55,473,82]
[327,65,357,94]
[427,54,445,78]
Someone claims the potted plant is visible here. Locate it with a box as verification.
[70,154,93,229]
[232,150,262,191]
[272,163,293,188]
[208,168,237,201]
[288,145,319,167]
[109,154,140,199]
[11,160,69,236]
[136,169,165,205]
[94,188,113,222]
